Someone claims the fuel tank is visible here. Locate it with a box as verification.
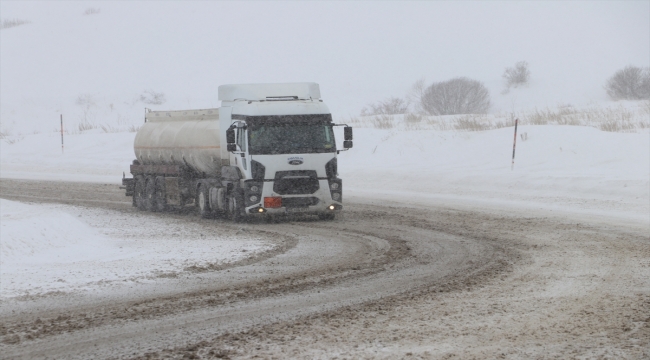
[134,108,221,177]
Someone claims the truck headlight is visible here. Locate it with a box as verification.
[245,181,263,206]
[328,179,342,203]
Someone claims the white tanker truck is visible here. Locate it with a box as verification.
[122,83,352,221]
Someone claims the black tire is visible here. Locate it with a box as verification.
[144,176,156,211]
[197,185,212,219]
[228,191,244,222]
[154,176,167,212]
[318,213,336,221]
[134,175,146,210]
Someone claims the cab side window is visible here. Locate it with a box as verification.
[237,128,248,170]
[237,128,246,151]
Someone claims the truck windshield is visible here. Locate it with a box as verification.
[246,115,336,155]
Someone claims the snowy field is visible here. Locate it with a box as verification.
[2,117,648,219]
[0,197,272,298]
[346,122,650,224]
[1,117,648,298]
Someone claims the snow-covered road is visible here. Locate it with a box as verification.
[1,179,647,359]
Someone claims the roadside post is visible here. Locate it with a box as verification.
[511,118,518,170]
[61,114,64,154]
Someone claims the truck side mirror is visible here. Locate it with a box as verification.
[344,126,353,141]
[343,140,353,149]
[227,143,237,152]
[226,128,235,144]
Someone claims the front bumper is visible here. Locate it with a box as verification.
[247,203,343,215]
[243,179,342,215]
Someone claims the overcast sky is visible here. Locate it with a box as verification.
[1,1,648,130]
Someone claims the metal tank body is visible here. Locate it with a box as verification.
[134,109,221,177]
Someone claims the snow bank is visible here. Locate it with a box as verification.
[341,126,649,222]
[0,199,272,298]
[0,199,118,265]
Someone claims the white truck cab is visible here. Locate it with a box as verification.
[219,83,352,220]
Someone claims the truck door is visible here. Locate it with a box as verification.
[232,123,251,177]
[237,126,246,171]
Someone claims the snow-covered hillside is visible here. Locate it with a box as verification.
[0,197,273,298]
[1,2,648,136]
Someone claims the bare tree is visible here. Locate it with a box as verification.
[361,96,408,116]
[83,8,101,15]
[421,77,491,115]
[503,61,530,90]
[406,77,426,114]
[139,90,166,105]
[75,93,97,124]
[605,65,650,100]
[1,18,30,30]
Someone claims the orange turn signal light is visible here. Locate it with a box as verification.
[264,197,282,208]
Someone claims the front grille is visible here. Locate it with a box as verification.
[273,171,319,195]
[282,197,319,208]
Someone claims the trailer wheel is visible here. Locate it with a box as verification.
[197,185,211,219]
[134,175,146,210]
[228,192,244,223]
[144,176,156,211]
[154,176,166,212]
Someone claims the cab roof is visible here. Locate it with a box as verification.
[218,83,321,101]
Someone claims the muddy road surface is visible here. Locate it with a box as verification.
[1,178,648,359]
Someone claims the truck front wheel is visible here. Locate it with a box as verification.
[228,192,244,223]
[197,185,212,219]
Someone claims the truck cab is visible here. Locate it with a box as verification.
[219,83,352,220]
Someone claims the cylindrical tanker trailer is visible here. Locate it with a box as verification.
[134,109,222,177]
[122,83,353,221]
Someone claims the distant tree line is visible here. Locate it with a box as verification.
[360,62,649,117]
